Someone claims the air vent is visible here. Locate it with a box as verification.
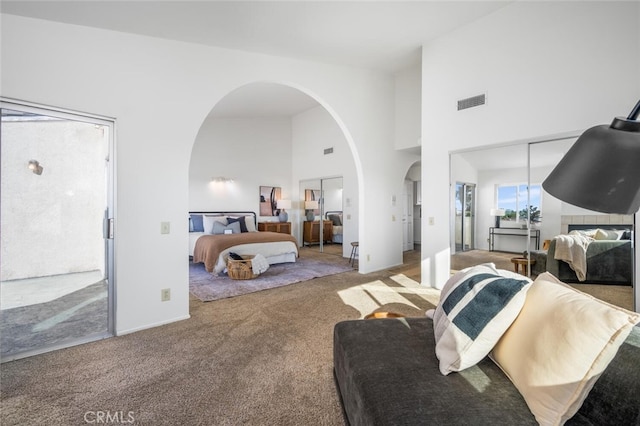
[324,147,334,155]
[457,94,486,111]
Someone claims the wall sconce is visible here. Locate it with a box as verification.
[276,199,291,222]
[28,160,43,175]
[305,200,319,221]
[211,176,233,183]
[490,208,505,228]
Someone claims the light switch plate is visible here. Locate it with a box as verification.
[160,222,170,234]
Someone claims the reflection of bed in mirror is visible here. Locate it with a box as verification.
[188,211,298,273]
[544,224,633,286]
[325,211,343,244]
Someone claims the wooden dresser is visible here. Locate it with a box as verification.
[303,220,333,245]
[258,222,291,234]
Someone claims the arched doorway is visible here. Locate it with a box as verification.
[188,81,361,266]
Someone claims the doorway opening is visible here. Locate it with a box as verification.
[455,182,476,252]
[0,100,115,361]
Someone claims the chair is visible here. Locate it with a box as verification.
[349,242,359,266]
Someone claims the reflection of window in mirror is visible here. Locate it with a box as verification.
[496,183,542,226]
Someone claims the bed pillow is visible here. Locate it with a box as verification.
[490,272,640,425]
[212,220,241,235]
[329,214,342,226]
[432,263,532,375]
[190,214,204,232]
[227,216,248,233]
[594,228,621,240]
[243,216,257,233]
[571,229,598,238]
[203,215,227,234]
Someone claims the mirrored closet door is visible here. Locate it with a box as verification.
[299,176,343,255]
[530,138,635,312]
[450,137,635,312]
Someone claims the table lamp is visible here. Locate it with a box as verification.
[277,200,291,222]
[305,200,319,221]
[490,208,506,228]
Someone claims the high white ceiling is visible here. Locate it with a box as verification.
[1,0,510,73]
[1,1,512,118]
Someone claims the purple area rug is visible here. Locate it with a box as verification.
[189,258,353,302]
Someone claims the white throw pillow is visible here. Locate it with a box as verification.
[490,272,640,426]
[203,215,227,234]
[243,216,257,233]
[432,263,533,375]
[594,228,620,240]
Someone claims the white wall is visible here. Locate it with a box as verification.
[189,117,293,218]
[395,64,422,150]
[1,120,108,280]
[1,14,408,334]
[323,178,343,213]
[292,106,358,258]
[422,1,640,290]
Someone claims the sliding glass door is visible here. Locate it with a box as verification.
[0,100,114,361]
[455,182,476,252]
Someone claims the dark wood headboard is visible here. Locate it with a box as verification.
[189,211,258,227]
[325,210,343,219]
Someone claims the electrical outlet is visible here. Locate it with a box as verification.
[367,254,370,262]
[428,217,435,225]
[160,222,170,234]
[161,288,171,301]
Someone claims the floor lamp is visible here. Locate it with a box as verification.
[542,100,640,215]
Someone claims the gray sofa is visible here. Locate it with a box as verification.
[333,317,640,425]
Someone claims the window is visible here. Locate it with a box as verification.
[497,184,542,224]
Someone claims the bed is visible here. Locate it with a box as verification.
[189,211,299,273]
[325,211,343,244]
[546,224,633,286]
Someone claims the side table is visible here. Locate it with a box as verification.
[510,257,536,276]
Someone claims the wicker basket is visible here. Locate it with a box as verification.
[227,255,258,280]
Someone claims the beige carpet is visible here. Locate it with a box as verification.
[451,249,516,272]
[2,248,633,425]
[0,248,432,426]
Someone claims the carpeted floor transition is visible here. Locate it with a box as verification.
[0,248,433,425]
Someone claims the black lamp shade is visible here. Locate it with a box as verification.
[542,103,640,215]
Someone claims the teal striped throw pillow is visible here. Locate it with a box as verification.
[432,263,532,375]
